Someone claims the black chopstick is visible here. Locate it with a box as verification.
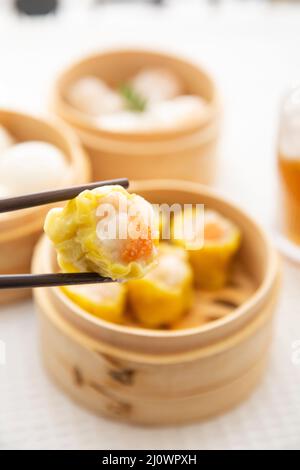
[0,272,117,289]
[0,178,129,213]
[0,177,129,288]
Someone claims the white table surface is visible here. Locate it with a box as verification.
[0,1,300,450]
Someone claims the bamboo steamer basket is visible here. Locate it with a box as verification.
[32,180,280,425]
[0,109,91,305]
[74,121,218,183]
[52,49,219,141]
[51,49,220,183]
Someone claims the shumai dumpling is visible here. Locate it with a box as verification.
[44,185,158,280]
[61,282,126,324]
[127,243,193,328]
[172,209,241,290]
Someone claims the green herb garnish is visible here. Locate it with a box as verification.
[119,83,147,112]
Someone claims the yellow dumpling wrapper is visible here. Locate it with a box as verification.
[127,243,193,328]
[44,185,158,280]
[61,282,126,324]
[172,209,241,290]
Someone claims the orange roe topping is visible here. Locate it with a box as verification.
[121,237,153,263]
[204,222,225,241]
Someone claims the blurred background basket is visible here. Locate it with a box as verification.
[0,109,90,305]
[51,49,220,184]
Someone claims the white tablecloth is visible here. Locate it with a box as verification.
[0,1,300,450]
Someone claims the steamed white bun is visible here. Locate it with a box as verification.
[0,141,69,196]
[0,125,15,154]
[130,67,184,104]
[147,95,207,129]
[0,184,11,199]
[96,95,207,132]
[67,76,124,116]
[96,110,151,132]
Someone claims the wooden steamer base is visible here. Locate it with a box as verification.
[75,121,218,185]
[33,181,280,425]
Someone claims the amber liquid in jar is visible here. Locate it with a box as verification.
[278,87,300,245]
[278,157,300,244]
